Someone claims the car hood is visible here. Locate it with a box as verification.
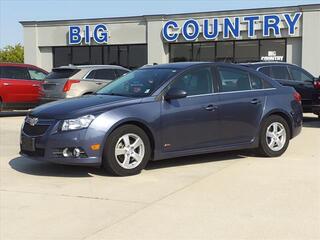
[30,95,142,119]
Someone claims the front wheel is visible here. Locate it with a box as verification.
[258,115,290,157]
[102,125,151,176]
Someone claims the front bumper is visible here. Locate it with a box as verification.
[20,120,105,167]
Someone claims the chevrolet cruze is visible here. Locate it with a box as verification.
[20,62,303,176]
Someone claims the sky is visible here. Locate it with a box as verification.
[0,0,319,48]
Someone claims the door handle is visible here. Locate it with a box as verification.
[3,82,12,86]
[32,84,39,87]
[250,99,261,105]
[95,82,103,85]
[203,104,218,111]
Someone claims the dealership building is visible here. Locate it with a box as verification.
[21,4,320,76]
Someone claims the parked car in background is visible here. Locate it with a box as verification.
[21,62,302,176]
[0,63,48,111]
[41,65,130,103]
[243,62,320,118]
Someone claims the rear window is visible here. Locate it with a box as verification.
[46,69,80,79]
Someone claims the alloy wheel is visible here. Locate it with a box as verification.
[266,122,287,152]
[114,133,145,169]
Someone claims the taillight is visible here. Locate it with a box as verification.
[314,80,320,89]
[293,91,302,104]
[63,80,80,92]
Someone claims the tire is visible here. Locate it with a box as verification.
[102,124,151,176]
[0,99,3,112]
[258,115,290,157]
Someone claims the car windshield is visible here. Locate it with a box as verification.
[96,68,178,97]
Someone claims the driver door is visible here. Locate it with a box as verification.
[160,66,221,152]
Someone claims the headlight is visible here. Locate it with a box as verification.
[61,115,95,131]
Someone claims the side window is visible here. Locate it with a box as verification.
[259,67,272,77]
[289,67,313,82]
[116,69,129,77]
[250,74,264,89]
[270,66,290,80]
[28,69,47,80]
[85,70,96,79]
[170,67,213,96]
[94,69,117,80]
[0,67,29,80]
[218,67,251,92]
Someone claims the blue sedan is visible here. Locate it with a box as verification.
[20,62,303,176]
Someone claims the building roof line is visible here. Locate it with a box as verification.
[20,4,320,26]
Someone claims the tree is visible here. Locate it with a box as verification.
[0,44,24,63]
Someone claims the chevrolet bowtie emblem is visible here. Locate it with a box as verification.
[26,117,38,126]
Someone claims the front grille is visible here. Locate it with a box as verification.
[21,148,45,157]
[23,123,50,136]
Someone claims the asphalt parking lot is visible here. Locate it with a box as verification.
[0,114,319,240]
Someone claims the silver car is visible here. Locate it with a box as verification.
[41,65,130,102]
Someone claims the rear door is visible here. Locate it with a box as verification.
[81,69,118,94]
[217,66,265,145]
[0,66,38,103]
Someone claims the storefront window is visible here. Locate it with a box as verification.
[53,47,71,67]
[170,44,192,62]
[129,45,148,69]
[234,40,259,63]
[53,44,147,69]
[108,46,119,65]
[260,39,286,62]
[193,42,215,62]
[119,46,128,67]
[170,39,286,64]
[90,46,103,65]
[72,47,90,65]
[216,42,233,62]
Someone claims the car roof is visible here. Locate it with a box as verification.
[141,61,242,70]
[53,65,129,70]
[241,62,298,68]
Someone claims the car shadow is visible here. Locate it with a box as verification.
[303,116,320,128]
[9,150,250,177]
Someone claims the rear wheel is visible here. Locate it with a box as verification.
[102,125,151,176]
[258,115,290,157]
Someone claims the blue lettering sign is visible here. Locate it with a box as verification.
[182,19,200,41]
[84,25,90,44]
[162,20,179,42]
[243,16,260,38]
[203,19,219,40]
[263,15,281,37]
[283,12,302,35]
[223,17,240,38]
[93,24,108,44]
[69,26,82,44]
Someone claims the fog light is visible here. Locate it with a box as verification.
[62,148,72,158]
[73,148,81,158]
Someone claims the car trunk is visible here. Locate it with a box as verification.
[42,68,80,99]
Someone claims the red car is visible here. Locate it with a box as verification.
[0,63,48,111]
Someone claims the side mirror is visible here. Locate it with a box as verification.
[164,88,187,100]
